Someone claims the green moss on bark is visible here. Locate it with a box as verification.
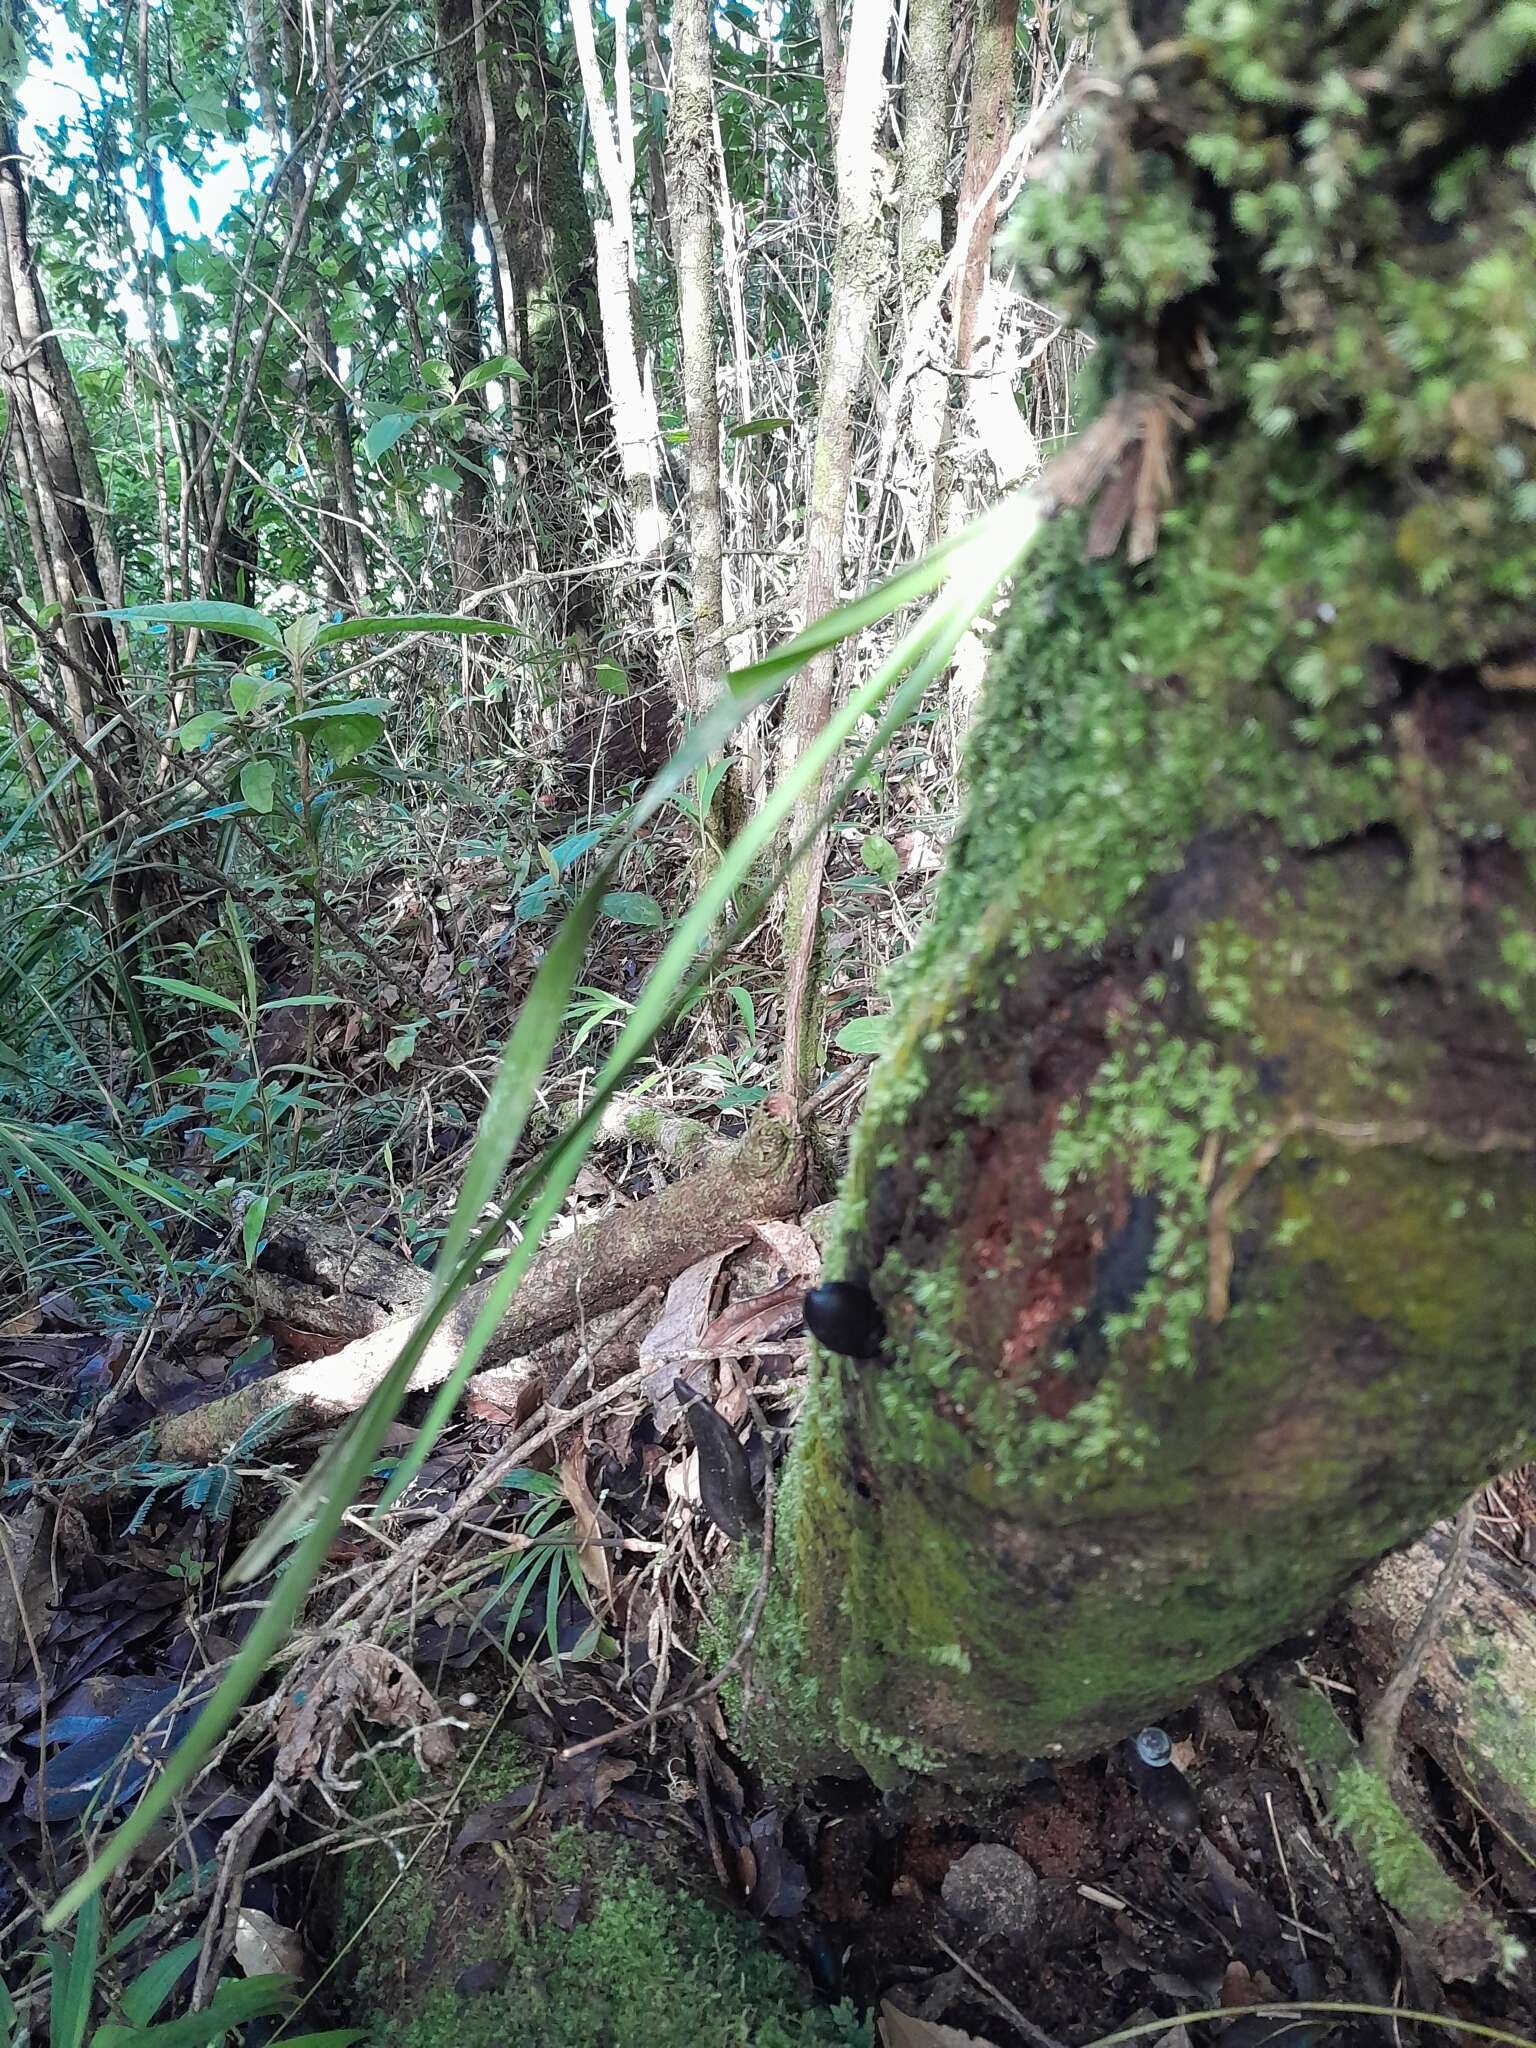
[752,0,1536,1782]
[1280,1685,1525,1983]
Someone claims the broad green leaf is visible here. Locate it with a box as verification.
[240,760,276,813]
[242,1193,270,1267]
[137,974,245,1019]
[313,613,525,649]
[118,1936,201,2026]
[281,614,324,665]
[834,1015,891,1056]
[287,696,393,722]
[304,712,381,767]
[228,674,288,717]
[100,601,284,651]
[728,984,757,1044]
[361,412,416,464]
[92,1973,294,2048]
[458,353,528,392]
[728,415,792,438]
[173,711,230,753]
[600,891,665,928]
[424,462,461,492]
[547,825,607,871]
[861,833,898,884]
[384,1019,424,1069]
[595,660,629,696]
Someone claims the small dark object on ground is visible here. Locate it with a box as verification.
[1127,1739,1200,1834]
[803,1282,885,1358]
[676,1378,761,1539]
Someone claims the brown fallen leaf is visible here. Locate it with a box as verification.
[234,1907,304,1979]
[747,1218,821,1283]
[640,1249,736,1425]
[0,1500,53,1684]
[880,2002,1002,2048]
[275,1642,457,1792]
[697,1280,808,1356]
[559,1442,614,1611]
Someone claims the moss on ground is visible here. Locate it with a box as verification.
[332,1744,868,2048]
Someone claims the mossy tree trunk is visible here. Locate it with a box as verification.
[757,0,1536,1786]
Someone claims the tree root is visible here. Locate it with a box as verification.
[1266,1672,1525,1986]
[158,1117,811,1463]
[1348,1519,1536,1890]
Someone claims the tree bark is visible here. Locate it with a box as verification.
[432,0,598,416]
[668,0,725,724]
[950,0,1017,373]
[437,148,492,604]
[155,1118,811,1460]
[638,0,674,262]
[757,7,1536,1785]
[0,121,122,714]
[570,0,670,562]
[893,0,952,550]
[777,0,896,1104]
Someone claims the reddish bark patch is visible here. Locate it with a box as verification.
[958,979,1133,1415]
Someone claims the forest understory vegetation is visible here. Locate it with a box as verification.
[1,0,1535,2043]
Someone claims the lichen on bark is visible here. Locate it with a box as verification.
[752,0,1536,1783]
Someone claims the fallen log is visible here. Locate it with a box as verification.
[159,1117,811,1463]
[1266,1673,1523,1985]
[1347,1522,1536,1882]
[244,1214,430,1341]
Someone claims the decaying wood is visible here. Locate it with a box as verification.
[1266,1672,1520,1985]
[245,1213,432,1340]
[157,1118,811,1461]
[1348,1522,1536,1876]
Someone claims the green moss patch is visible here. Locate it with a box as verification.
[332,1748,868,2048]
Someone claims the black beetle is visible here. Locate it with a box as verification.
[803,1281,885,1358]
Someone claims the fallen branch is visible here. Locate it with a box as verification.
[157,1118,811,1462]
[1349,1516,1536,1876]
[1361,1498,1478,1781]
[1266,1673,1523,1985]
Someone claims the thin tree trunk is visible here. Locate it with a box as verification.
[438,143,492,604]
[776,0,897,1106]
[432,0,598,413]
[894,0,952,550]
[639,0,674,261]
[668,0,724,724]
[951,0,1018,372]
[570,0,669,562]
[0,115,128,824]
[758,14,1536,1784]
[303,300,369,608]
[815,0,846,144]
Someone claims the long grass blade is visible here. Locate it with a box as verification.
[43,489,1039,1930]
